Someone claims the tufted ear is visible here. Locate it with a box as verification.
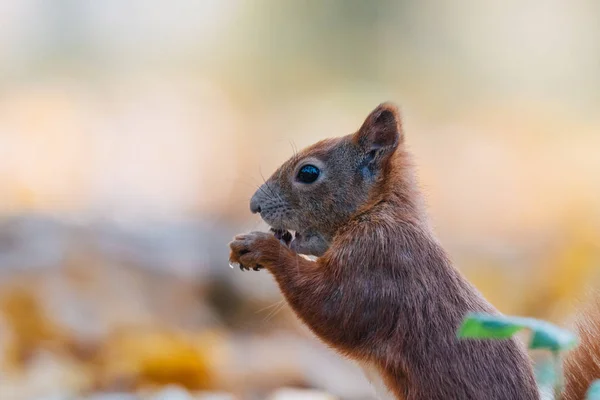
[353,102,403,153]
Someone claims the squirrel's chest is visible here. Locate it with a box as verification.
[359,362,401,400]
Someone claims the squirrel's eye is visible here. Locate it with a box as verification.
[297,164,320,184]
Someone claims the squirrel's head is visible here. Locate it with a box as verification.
[250,102,404,256]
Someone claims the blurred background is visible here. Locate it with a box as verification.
[0,1,599,399]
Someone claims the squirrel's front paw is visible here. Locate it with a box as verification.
[229,231,288,271]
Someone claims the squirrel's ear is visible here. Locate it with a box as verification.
[353,102,403,152]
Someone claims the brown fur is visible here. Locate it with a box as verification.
[230,103,541,399]
[562,293,600,400]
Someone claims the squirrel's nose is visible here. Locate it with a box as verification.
[249,195,262,214]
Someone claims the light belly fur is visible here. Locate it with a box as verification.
[359,362,399,400]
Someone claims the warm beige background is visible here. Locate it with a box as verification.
[0,1,599,399]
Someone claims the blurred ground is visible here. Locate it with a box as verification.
[0,1,599,399]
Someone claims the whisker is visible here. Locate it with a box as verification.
[255,299,286,314]
[250,173,276,202]
[257,184,275,202]
[289,140,298,164]
[263,300,287,323]
[230,176,276,203]
[261,167,286,205]
[259,167,277,198]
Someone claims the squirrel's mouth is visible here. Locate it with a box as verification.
[270,228,300,248]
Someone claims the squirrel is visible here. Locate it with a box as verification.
[229,102,599,399]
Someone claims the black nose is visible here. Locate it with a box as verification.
[250,197,261,214]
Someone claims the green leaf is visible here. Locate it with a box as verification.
[458,313,578,352]
[586,380,600,399]
[528,320,577,351]
[458,313,522,339]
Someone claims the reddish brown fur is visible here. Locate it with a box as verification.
[231,103,542,399]
[562,293,600,400]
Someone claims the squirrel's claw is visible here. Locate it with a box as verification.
[229,231,287,272]
[236,263,262,272]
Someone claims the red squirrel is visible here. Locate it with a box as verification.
[229,103,599,399]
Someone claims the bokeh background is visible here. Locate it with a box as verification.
[1,1,599,399]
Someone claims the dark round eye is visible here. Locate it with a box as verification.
[296,164,320,184]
